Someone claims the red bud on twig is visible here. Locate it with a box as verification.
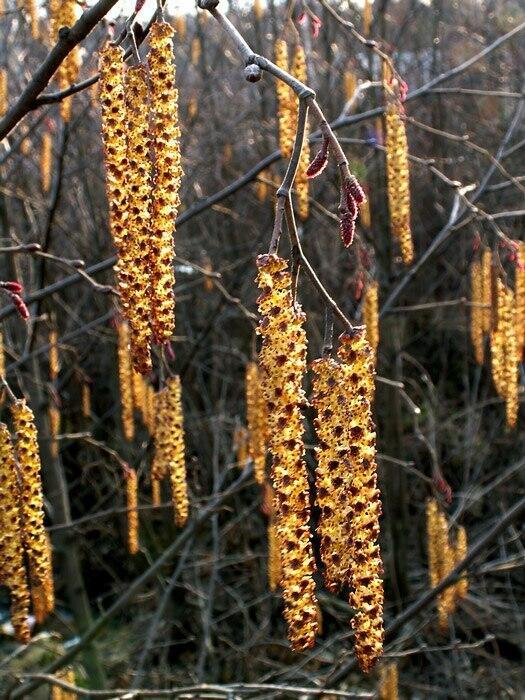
[9,293,29,320]
[339,211,356,248]
[1,281,24,293]
[306,137,330,179]
[343,175,366,205]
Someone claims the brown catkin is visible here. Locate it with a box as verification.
[454,525,468,600]
[40,131,52,193]
[0,329,5,378]
[151,388,168,483]
[256,173,269,202]
[48,405,60,459]
[275,39,295,159]
[516,242,525,359]
[48,328,60,381]
[359,195,371,229]
[0,424,31,643]
[148,21,183,346]
[117,322,134,442]
[338,330,384,673]
[311,357,354,592]
[151,478,161,507]
[379,662,399,700]
[11,400,54,612]
[481,247,493,334]
[256,253,318,652]
[81,382,91,418]
[245,361,267,484]
[191,37,201,65]
[253,0,264,20]
[491,280,519,427]
[233,425,249,467]
[436,510,455,633]
[126,468,139,555]
[470,260,484,365]
[52,0,79,121]
[0,68,7,116]
[174,14,186,40]
[165,376,188,527]
[268,517,281,591]
[291,44,310,220]
[344,70,357,102]
[31,531,54,623]
[384,102,413,265]
[363,281,380,363]
[124,65,153,374]
[426,498,440,589]
[51,667,77,700]
[362,0,373,36]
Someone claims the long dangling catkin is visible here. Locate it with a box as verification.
[359,193,371,229]
[379,662,398,700]
[454,525,468,601]
[275,39,295,159]
[126,468,139,555]
[31,532,54,623]
[175,14,186,40]
[0,329,5,378]
[256,173,269,202]
[245,361,267,484]
[384,102,413,265]
[268,517,282,592]
[148,21,183,346]
[0,68,7,116]
[254,0,264,20]
[165,375,188,527]
[311,357,354,592]
[81,382,91,418]
[426,498,440,588]
[470,260,484,365]
[40,131,52,193]
[0,424,31,644]
[117,322,134,442]
[191,37,201,65]
[151,478,161,507]
[338,330,384,672]
[256,254,318,652]
[363,281,379,363]
[51,667,77,700]
[124,65,153,374]
[362,0,373,36]
[53,0,79,121]
[151,388,168,484]
[436,510,455,633]
[516,241,525,359]
[344,70,356,102]
[291,44,310,221]
[491,280,519,427]
[481,247,493,334]
[48,328,59,381]
[233,425,249,467]
[11,399,54,614]
[48,405,60,459]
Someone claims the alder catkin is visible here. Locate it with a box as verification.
[151,388,168,484]
[275,39,295,159]
[48,328,60,381]
[338,330,384,672]
[51,667,77,700]
[256,253,318,652]
[53,0,79,121]
[233,425,249,467]
[117,322,134,442]
[426,498,440,589]
[175,14,186,40]
[81,382,91,418]
[148,21,183,346]
[0,68,7,116]
[470,260,484,365]
[165,375,189,527]
[48,405,60,459]
[362,0,373,36]
[436,510,455,633]
[384,103,413,265]
[151,478,161,507]
[481,247,493,334]
[191,37,201,65]
[11,399,54,613]
[379,662,399,700]
[363,281,379,363]
[0,424,31,644]
[344,70,357,102]
[491,280,519,427]
[516,241,525,358]
[245,361,267,484]
[291,44,310,221]
[0,329,5,378]
[454,525,468,601]
[268,518,281,591]
[126,468,139,555]
[40,131,52,193]
[31,532,54,623]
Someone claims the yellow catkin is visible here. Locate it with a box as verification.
[233,425,249,467]
[344,70,357,102]
[51,667,77,700]
[223,142,232,164]
[164,376,188,527]
[253,0,264,20]
[48,405,60,459]
[126,468,139,555]
[426,498,440,588]
[338,331,384,672]
[145,384,156,435]
[245,361,267,484]
[470,260,484,365]
[20,137,30,156]
[491,280,519,427]
[379,662,399,700]
[436,510,455,633]
[515,241,525,359]
[31,532,54,623]
[0,329,5,378]
[124,65,153,374]
[131,370,145,416]
[203,257,214,292]
[256,253,318,652]
[360,195,371,229]
[40,131,52,193]
[151,478,161,507]
[11,400,54,615]
[363,281,380,363]
[81,382,91,418]
[362,0,373,36]
[48,328,60,381]
[174,14,186,41]
[268,518,282,591]
[275,39,295,159]
[256,173,269,202]
[291,44,310,221]
[385,103,413,265]
[117,322,135,442]
[188,95,198,120]
[191,37,201,66]
[52,0,79,121]
[481,247,493,334]
[311,357,354,592]
[0,424,31,644]
[25,0,39,39]
[0,68,7,116]
[148,21,183,346]
[454,525,468,601]
[151,388,168,483]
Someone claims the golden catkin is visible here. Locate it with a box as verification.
[516,242,525,358]
[20,137,30,156]
[245,361,267,484]
[188,95,198,119]
[379,662,399,700]
[165,376,188,527]
[148,21,183,345]
[275,39,295,159]
[0,68,7,116]
[151,478,161,507]
[11,400,54,611]
[233,425,249,467]
[454,525,468,600]
[256,253,318,652]
[436,510,455,633]
[291,44,310,220]
[124,65,153,374]
[426,498,440,588]
[254,0,264,20]
[48,328,60,381]
[338,330,384,673]
[268,518,281,591]
[31,532,54,623]
[0,424,31,644]
[48,405,60,459]
[151,388,168,483]
[25,0,39,39]
[311,357,354,591]
[384,103,413,265]
[470,260,484,365]
[51,667,77,700]
[359,195,371,229]
[117,322,134,442]
[40,131,52,193]
[191,37,201,65]
[0,329,5,378]
[256,173,269,202]
[491,280,519,427]
[175,14,186,41]
[344,70,357,102]
[53,0,79,121]
[81,382,91,418]
[363,281,380,363]
[126,468,139,555]
[481,247,493,334]
[363,0,373,36]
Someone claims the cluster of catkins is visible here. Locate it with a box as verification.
[426,499,468,633]
[256,254,384,671]
[99,21,182,375]
[469,247,522,428]
[0,400,54,643]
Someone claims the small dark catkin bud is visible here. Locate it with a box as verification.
[306,137,330,179]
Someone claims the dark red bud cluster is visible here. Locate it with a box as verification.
[306,137,330,179]
[2,281,24,293]
[10,293,29,320]
[338,174,366,248]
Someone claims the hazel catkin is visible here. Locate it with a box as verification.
[245,361,267,484]
[48,328,60,381]
[363,281,379,364]
[516,241,525,359]
[256,253,318,652]
[117,322,135,442]
[454,525,468,601]
[275,39,295,159]
[165,375,189,527]
[126,468,139,555]
[0,68,7,116]
[48,404,60,459]
[470,260,484,365]
[40,131,52,193]
[291,44,310,221]
[378,661,398,700]
[481,247,493,334]
[268,517,282,592]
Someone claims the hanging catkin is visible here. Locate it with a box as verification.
[52,0,79,121]
[11,399,54,615]
[481,247,493,334]
[148,21,183,346]
[191,37,201,65]
[268,517,282,591]
[31,531,54,623]
[0,68,7,116]
[253,0,264,20]
[48,328,59,381]
[51,666,77,700]
[454,525,468,601]
[436,510,455,633]
[25,0,39,39]
[174,14,186,41]
[124,65,153,374]
[165,375,188,527]
[491,280,519,427]
[384,102,413,265]
[256,253,319,652]
[363,281,379,363]
[516,241,525,359]
[291,44,310,220]
[233,425,249,467]
[344,70,356,102]
[245,361,266,484]
[40,131,52,193]
[81,382,91,418]
[117,322,134,441]
[48,405,60,459]
[378,662,399,700]
[338,330,384,673]
[0,423,31,643]
[126,468,139,555]
[275,39,295,159]
[0,329,5,378]
[151,387,168,484]
[470,260,484,365]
